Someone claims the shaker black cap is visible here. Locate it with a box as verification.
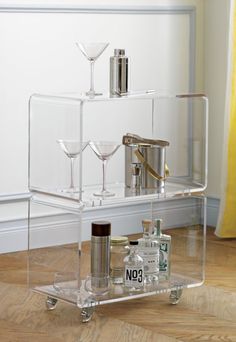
[129,240,138,245]
[92,221,111,237]
[114,49,125,56]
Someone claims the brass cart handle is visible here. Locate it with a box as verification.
[134,149,169,181]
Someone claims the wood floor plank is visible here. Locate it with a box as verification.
[0,283,181,342]
[99,294,236,341]
[181,286,236,321]
[0,319,64,342]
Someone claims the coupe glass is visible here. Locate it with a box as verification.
[57,140,89,193]
[76,42,109,97]
[89,141,120,197]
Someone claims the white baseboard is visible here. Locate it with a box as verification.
[206,197,220,227]
[0,195,220,253]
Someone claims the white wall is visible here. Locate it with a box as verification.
[0,0,202,8]
[0,0,232,252]
[0,0,210,253]
[204,0,231,198]
[2,1,232,201]
[0,1,204,197]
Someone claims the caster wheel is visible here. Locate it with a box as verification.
[46,296,58,310]
[80,297,95,323]
[169,289,183,305]
[81,307,95,323]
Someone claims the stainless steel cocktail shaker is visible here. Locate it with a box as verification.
[91,221,111,293]
[110,49,129,95]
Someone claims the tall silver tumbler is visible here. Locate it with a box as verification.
[110,49,129,96]
[91,221,111,294]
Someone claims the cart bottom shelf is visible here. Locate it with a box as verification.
[32,273,204,307]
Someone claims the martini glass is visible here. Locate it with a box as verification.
[76,42,109,97]
[89,141,120,197]
[57,140,89,193]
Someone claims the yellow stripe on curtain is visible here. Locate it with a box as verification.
[216,3,236,238]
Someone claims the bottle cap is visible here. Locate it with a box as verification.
[114,49,125,56]
[142,219,153,234]
[111,236,129,245]
[154,218,163,236]
[92,221,111,237]
[129,240,138,246]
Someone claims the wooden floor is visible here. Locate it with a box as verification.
[0,227,235,342]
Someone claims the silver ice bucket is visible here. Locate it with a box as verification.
[123,134,169,190]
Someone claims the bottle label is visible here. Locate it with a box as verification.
[125,266,144,288]
[138,247,159,274]
[159,243,169,273]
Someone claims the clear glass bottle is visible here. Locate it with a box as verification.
[138,219,159,283]
[124,240,144,291]
[153,218,171,281]
[110,236,130,284]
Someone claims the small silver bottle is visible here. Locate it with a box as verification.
[110,49,129,96]
[131,163,141,191]
[91,221,111,294]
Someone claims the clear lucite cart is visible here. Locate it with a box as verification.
[28,91,208,322]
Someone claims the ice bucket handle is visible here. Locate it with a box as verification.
[134,149,169,181]
[122,133,169,147]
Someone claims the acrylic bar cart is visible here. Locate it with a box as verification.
[28,92,208,322]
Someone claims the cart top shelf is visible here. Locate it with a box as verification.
[30,91,207,103]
